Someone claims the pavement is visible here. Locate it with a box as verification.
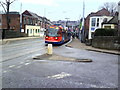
[66,38,120,55]
[0,36,119,55]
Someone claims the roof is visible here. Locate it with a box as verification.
[23,10,42,21]
[118,1,120,5]
[102,13,118,24]
[86,8,110,18]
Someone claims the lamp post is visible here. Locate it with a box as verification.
[81,1,85,43]
[65,18,70,29]
[118,1,120,36]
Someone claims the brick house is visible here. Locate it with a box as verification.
[22,10,42,36]
[0,14,2,29]
[22,10,52,37]
[0,12,20,31]
[84,8,110,39]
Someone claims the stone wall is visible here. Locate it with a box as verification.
[92,36,120,50]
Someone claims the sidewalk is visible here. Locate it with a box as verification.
[66,38,120,55]
[0,36,44,45]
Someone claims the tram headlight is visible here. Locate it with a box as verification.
[55,37,58,40]
[45,36,48,39]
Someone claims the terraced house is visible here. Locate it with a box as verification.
[22,10,43,37]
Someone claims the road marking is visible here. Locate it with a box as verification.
[25,63,30,65]
[26,60,30,62]
[8,65,15,68]
[47,72,71,79]
[16,66,22,68]
[20,62,24,64]
[3,71,7,73]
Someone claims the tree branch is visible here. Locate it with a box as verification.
[5,0,8,3]
[0,1,7,6]
[10,0,17,4]
[0,2,7,13]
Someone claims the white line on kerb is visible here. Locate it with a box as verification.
[47,72,71,79]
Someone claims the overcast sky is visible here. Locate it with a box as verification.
[0,0,119,21]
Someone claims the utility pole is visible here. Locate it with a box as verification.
[118,1,120,36]
[65,18,70,28]
[81,1,85,43]
[20,3,22,33]
[6,1,10,30]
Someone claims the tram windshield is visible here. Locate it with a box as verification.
[46,27,59,37]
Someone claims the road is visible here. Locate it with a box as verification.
[1,38,118,88]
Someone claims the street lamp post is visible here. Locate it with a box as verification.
[65,18,70,28]
[118,1,120,36]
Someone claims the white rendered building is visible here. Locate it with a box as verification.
[88,16,112,39]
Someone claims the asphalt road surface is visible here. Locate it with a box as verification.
[1,38,118,89]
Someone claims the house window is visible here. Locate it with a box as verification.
[27,29,29,34]
[30,29,32,33]
[24,18,26,24]
[104,26,111,29]
[91,18,96,27]
[38,29,40,33]
[103,18,107,23]
[97,18,99,27]
[36,29,37,33]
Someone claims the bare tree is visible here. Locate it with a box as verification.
[0,0,17,30]
[99,2,117,16]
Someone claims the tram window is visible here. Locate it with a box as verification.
[47,28,59,37]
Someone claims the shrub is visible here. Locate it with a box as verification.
[94,28,118,36]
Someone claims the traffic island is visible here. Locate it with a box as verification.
[33,53,92,62]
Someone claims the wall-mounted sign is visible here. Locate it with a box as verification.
[91,28,95,31]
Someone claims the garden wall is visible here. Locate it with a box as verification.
[92,36,120,50]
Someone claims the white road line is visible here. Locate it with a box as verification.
[25,63,30,65]
[47,72,71,79]
[26,60,30,62]
[8,65,15,68]
[3,71,7,73]
[20,62,24,64]
[16,66,22,68]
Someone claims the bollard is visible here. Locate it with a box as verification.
[47,44,53,55]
